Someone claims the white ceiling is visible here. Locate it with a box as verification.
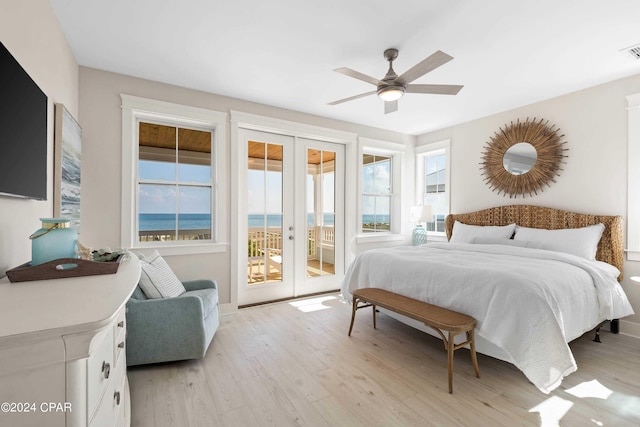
[50,0,640,135]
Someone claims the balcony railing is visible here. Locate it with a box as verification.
[248,226,334,258]
[138,229,211,242]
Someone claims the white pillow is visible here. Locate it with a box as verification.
[513,224,605,260]
[136,250,186,299]
[450,221,516,243]
[472,237,543,249]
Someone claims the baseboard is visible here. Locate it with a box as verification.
[220,302,237,315]
[219,291,340,315]
[619,319,640,339]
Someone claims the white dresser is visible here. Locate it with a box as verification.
[0,257,140,427]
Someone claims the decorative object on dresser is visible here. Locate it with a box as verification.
[480,117,568,198]
[410,205,432,245]
[54,103,82,230]
[0,255,141,427]
[29,218,78,266]
[5,255,124,283]
[7,228,127,282]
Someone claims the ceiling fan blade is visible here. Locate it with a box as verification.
[334,67,382,86]
[384,100,398,114]
[397,50,454,85]
[405,84,464,95]
[327,91,377,106]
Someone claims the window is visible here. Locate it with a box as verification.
[138,121,213,243]
[362,153,392,232]
[416,140,450,235]
[627,93,640,260]
[121,95,227,255]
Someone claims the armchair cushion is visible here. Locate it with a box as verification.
[136,250,186,298]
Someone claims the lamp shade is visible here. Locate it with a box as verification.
[410,205,433,223]
[378,87,404,101]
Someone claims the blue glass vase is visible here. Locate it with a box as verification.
[30,218,78,266]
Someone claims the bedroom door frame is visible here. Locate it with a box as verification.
[231,122,348,307]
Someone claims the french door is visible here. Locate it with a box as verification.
[238,129,344,306]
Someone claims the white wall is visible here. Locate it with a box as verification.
[417,73,640,336]
[0,0,78,275]
[78,67,409,306]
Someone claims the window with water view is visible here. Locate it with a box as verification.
[362,154,392,232]
[137,121,214,242]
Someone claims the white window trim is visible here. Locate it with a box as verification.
[121,95,228,256]
[357,138,405,242]
[415,139,451,238]
[627,93,640,261]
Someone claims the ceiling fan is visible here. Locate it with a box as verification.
[328,48,463,114]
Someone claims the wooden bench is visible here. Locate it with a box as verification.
[348,287,480,393]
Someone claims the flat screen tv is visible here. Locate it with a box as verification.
[0,41,48,200]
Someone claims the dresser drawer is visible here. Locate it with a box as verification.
[87,327,114,419]
[89,356,126,427]
[114,308,126,365]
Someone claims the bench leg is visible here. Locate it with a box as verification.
[448,331,455,394]
[468,329,480,378]
[372,304,377,329]
[348,297,358,336]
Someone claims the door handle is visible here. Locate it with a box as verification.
[289,235,294,240]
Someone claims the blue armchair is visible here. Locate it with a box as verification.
[126,279,219,366]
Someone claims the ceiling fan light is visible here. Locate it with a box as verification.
[378,86,404,101]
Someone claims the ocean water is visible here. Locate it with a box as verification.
[248,214,337,228]
[139,213,390,231]
[139,213,211,231]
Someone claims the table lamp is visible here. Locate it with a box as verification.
[410,205,432,246]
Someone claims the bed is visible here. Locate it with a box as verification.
[341,205,634,393]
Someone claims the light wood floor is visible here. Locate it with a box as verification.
[128,294,640,426]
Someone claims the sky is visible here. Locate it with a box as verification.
[138,154,392,217]
[247,168,335,215]
[138,160,211,213]
[362,158,391,217]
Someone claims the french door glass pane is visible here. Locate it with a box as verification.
[307,149,336,277]
[247,141,283,285]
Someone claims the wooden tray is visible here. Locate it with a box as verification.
[6,256,123,283]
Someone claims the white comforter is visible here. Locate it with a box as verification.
[341,242,634,393]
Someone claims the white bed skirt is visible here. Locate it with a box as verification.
[376,307,515,364]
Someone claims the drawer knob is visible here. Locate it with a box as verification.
[118,321,124,328]
[118,341,125,349]
[102,361,111,379]
[114,391,121,405]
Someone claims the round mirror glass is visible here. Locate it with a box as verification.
[503,142,537,175]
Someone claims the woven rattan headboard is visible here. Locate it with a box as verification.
[445,205,624,278]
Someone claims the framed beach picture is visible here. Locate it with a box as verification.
[54,103,82,230]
